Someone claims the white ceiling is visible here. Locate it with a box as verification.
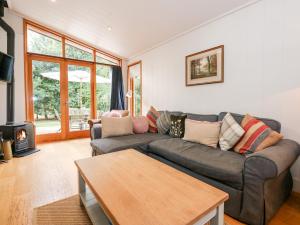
[10,0,256,58]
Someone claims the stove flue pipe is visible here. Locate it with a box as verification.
[0,0,15,125]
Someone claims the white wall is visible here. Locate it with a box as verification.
[0,9,25,124]
[130,0,300,192]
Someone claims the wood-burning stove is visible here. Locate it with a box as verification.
[0,3,39,158]
[0,122,39,157]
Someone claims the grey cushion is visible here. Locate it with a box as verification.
[218,112,281,133]
[186,113,218,122]
[90,133,171,154]
[157,111,171,134]
[148,138,246,190]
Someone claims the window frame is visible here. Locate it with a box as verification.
[96,52,119,65]
[24,19,122,143]
[95,64,113,117]
[127,61,142,116]
[27,24,63,57]
[24,19,121,65]
[65,39,94,62]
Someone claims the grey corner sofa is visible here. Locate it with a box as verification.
[90,112,300,225]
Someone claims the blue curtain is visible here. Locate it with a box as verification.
[110,66,125,110]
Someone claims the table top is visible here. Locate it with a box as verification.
[75,149,228,225]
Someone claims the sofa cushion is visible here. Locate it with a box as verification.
[219,113,245,151]
[183,119,221,148]
[148,138,246,190]
[219,112,281,133]
[132,116,149,134]
[234,114,283,154]
[146,106,160,133]
[90,133,171,154]
[101,116,133,138]
[169,114,187,138]
[157,111,171,134]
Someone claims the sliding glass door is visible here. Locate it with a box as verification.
[32,61,62,135]
[28,56,65,142]
[66,63,93,138]
[28,56,94,141]
[24,21,121,143]
[96,65,112,119]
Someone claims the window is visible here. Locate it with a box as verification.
[32,60,61,134]
[133,73,141,115]
[96,52,119,65]
[67,65,92,131]
[96,65,112,118]
[27,26,62,57]
[24,20,122,142]
[65,40,94,62]
[128,61,142,116]
[26,23,120,65]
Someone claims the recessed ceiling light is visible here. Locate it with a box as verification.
[107,26,112,31]
[51,0,56,2]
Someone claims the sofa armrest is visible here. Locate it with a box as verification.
[91,124,102,140]
[245,139,300,179]
[240,139,300,223]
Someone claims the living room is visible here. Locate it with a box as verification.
[0,0,299,225]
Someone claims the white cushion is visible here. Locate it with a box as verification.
[101,116,133,138]
[183,119,221,148]
[219,113,245,151]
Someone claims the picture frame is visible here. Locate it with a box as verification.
[185,45,224,86]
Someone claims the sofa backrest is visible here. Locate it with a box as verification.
[159,111,218,122]
[157,110,281,132]
[186,113,218,122]
[218,112,281,133]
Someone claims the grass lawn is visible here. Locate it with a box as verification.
[35,120,60,127]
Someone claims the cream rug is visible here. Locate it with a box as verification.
[33,195,92,225]
[33,195,233,225]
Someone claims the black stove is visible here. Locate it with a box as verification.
[0,122,39,157]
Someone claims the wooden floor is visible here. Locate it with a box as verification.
[0,138,299,225]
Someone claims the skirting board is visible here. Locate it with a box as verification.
[293,178,300,193]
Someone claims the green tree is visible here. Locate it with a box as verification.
[29,30,113,120]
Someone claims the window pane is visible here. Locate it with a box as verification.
[96,65,112,118]
[65,40,93,61]
[67,65,91,131]
[134,74,141,116]
[96,52,119,65]
[27,28,62,57]
[32,60,61,134]
[129,63,142,116]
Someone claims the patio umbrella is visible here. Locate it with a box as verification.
[41,70,111,84]
[41,70,111,108]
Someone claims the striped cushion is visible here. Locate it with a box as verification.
[156,111,171,134]
[234,114,283,155]
[146,106,160,133]
[219,113,245,151]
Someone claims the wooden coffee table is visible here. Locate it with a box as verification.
[75,149,228,225]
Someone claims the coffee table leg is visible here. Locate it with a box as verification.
[78,172,86,206]
[210,203,224,225]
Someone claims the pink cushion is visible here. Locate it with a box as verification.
[132,116,149,134]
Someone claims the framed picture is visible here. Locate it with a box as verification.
[185,45,224,86]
